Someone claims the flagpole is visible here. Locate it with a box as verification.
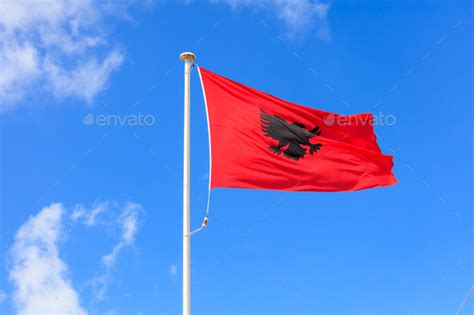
[180,51,195,315]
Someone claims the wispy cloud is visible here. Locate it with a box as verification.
[102,203,142,268]
[214,0,331,39]
[0,0,129,111]
[71,201,112,226]
[9,203,87,315]
[86,202,144,301]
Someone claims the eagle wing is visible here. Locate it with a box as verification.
[260,108,288,141]
[309,125,322,136]
[294,125,315,141]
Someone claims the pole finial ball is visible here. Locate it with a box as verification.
[179,52,196,62]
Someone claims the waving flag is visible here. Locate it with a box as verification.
[198,67,397,192]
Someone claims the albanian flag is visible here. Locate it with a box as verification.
[198,67,396,192]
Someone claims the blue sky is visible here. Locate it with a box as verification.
[0,1,472,314]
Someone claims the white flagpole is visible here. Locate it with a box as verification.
[179,51,195,315]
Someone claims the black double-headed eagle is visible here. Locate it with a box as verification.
[260,108,323,161]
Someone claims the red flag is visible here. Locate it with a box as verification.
[198,67,397,192]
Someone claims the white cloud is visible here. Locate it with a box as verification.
[0,0,127,111]
[70,201,142,265]
[8,201,145,312]
[87,202,143,301]
[215,0,331,39]
[9,203,87,315]
[0,291,6,303]
[71,201,111,226]
[101,202,141,268]
[44,49,124,103]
